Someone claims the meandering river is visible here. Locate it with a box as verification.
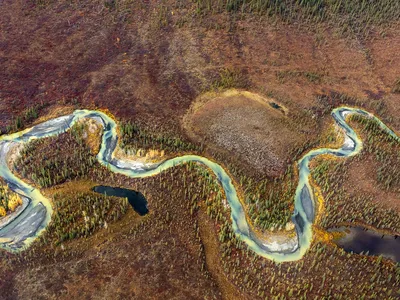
[0,107,398,262]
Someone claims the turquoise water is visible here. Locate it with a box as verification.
[0,107,398,262]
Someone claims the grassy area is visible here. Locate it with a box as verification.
[28,1,400,39]
[239,166,295,230]
[40,191,129,247]
[119,120,202,156]
[276,70,323,84]
[211,68,250,90]
[14,123,97,188]
[194,0,400,37]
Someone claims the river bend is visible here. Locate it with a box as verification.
[0,107,398,262]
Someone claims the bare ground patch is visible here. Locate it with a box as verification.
[183,90,307,177]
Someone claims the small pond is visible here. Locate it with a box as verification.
[93,185,149,216]
[269,102,282,110]
[330,226,400,262]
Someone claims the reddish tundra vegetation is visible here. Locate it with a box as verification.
[0,1,400,299]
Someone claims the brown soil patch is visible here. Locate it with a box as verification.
[183,90,306,177]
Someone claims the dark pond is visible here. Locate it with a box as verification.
[269,102,282,110]
[92,185,149,216]
[269,102,286,114]
[330,226,400,262]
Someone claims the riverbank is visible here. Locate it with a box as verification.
[0,107,399,298]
